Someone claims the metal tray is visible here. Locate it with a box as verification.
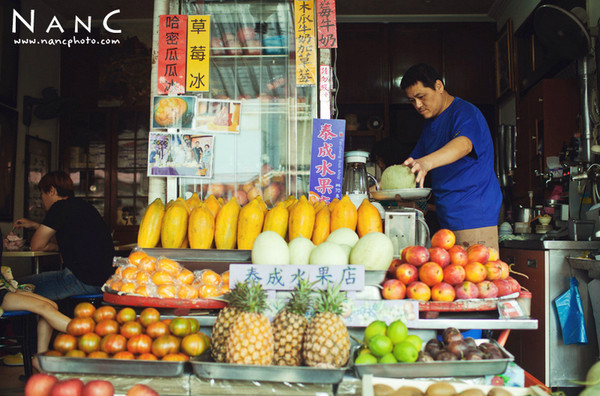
[353,339,514,379]
[37,354,186,377]
[371,188,431,201]
[102,291,227,310]
[190,358,348,384]
[139,248,251,262]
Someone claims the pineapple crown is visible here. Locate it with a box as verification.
[313,281,347,316]
[284,277,314,316]
[230,280,268,314]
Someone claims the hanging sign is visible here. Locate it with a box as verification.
[315,0,337,48]
[308,118,346,203]
[157,15,187,94]
[319,65,331,119]
[186,15,210,92]
[294,0,317,86]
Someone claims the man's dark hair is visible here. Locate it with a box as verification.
[38,171,75,198]
[400,63,444,91]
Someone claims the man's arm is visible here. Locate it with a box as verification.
[403,136,473,187]
[30,224,59,251]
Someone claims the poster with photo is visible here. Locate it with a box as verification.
[148,132,214,178]
[151,95,196,129]
[193,98,241,133]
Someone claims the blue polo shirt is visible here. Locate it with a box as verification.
[410,97,501,231]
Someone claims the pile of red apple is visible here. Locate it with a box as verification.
[25,373,158,396]
[382,229,522,302]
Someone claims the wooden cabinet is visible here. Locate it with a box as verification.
[514,79,579,205]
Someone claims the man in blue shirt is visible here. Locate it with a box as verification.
[400,63,501,250]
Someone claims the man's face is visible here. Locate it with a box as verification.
[405,80,444,119]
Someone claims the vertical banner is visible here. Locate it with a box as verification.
[319,65,331,119]
[315,0,338,48]
[308,119,346,203]
[186,15,211,92]
[294,0,317,86]
[157,15,187,94]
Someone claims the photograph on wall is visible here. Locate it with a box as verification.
[148,132,214,178]
[192,98,241,133]
[151,95,196,129]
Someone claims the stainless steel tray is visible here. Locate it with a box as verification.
[37,354,186,377]
[353,339,514,379]
[190,359,348,384]
[140,248,251,262]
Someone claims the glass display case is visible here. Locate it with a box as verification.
[170,0,317,207]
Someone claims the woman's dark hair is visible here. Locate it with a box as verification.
[400,63,443,91]
[38,171,75,198]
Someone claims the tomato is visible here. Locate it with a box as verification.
[188,318,200,334]
[168,317,191,337]
[64,349,86,358]
[151,335,180,358]
[95,319,120,336]
[145,321,169,339]
[137,353,158,361]
[139,307,161,327]
[116,307,137,324]
[87,351,109,359]
[73,302,96,318]
[78,332,101,353]
[53,333,77,353]
[66,317,95,337]
[127,334,153,355]
[100,334,127,354]
[92,306,117,322]
[113,351,135,360]
[161,318,171,327]
[120,321,143,339]
[161,352,189,362]
[181,333,209,357]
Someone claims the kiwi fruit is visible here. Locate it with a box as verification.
[417,350,435,362]
[487,387,513,396]
[391,386,424,396]
[457,388,486,396]
[425,382,456,396]
[373,383,396,396]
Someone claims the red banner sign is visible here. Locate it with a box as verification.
[157,15,187,95]
[316,0,337,48]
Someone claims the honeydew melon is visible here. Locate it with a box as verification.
[251,231,289,265]
[308,241,348,266]
[326,227,359,247]
[349,232,394,270]
[288,236,316,265]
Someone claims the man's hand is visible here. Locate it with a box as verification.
[403,157,431,188]
[13,218,40,230]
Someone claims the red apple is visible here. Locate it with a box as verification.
[467,244,490,264]
[430,228,456,250]
[25,373,59,396]
[454,281,480,300]
[464,261,487,283]
[234,189,248,206]
[499,260,510,280]
[442,264,466,286]
[493,279,513,297]
[506,276,522,294]
[126,384,159,396]
[488,247,500,261]
[484,261,503,281]
[388,258,403,278]
[418,262,444,287]
[82,380,115,396]
[428,247,451,268]
[431,282,456,302]
[404,245,430,267]
[477,280,499,299]
[448,245,468,266]
[50,379,84,396]
[406,281,431,301]
[395,263,419,285]
[381,279,406,300]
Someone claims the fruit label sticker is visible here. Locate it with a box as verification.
[229,264,364,291]
[157,15,187,95]
[497,299,525,319]
[308,118,345,203]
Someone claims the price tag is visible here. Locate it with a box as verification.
[498,299,525,319]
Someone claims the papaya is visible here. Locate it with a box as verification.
[204,194,222,218]
[357,199,383,237]
[160,198,189,248]
[328,197,340,212]
[330,195,358,232]
[186,192,202,211]
[255,195,268,214]
[137,198,165,248]
[214,197,241,249]
[237,200,265,250]
[288,195,316,240]
[188,203,215,249]
[312,205,331,245]
[263,202,289,239]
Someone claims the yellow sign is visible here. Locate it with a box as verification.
[294,0,316,86]
[186,15,210,92]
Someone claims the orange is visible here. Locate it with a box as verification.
[121,266,139,280]
[221,270,229,285]
[128,251,148,266]
[138,256,157,273]
[198,283,221,299]
[200,269,221,286]
[157,258,181,274]
[178,284,199,299]
[135,284,152,297]
[109,279,123,291]
[136,271,151,284]
[157,284,177,298]
[115,266,125,277]
[176,269,194,285]
[120,282,137,294]
[220,282,230,294]
[151,270,174,285]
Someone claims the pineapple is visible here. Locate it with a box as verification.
[302,282,350,368]
[271,278,312,366]
[225,280,274,365]
[210,282,246,362]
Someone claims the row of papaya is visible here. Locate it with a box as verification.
[137,192,383,250]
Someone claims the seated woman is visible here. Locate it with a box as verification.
[0,231,71,371]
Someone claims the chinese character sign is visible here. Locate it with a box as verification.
[186,15,210,92]
[316,0,337,48]
[157,15,187,94]
[294,0,316,86]
[309,118,345,203]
